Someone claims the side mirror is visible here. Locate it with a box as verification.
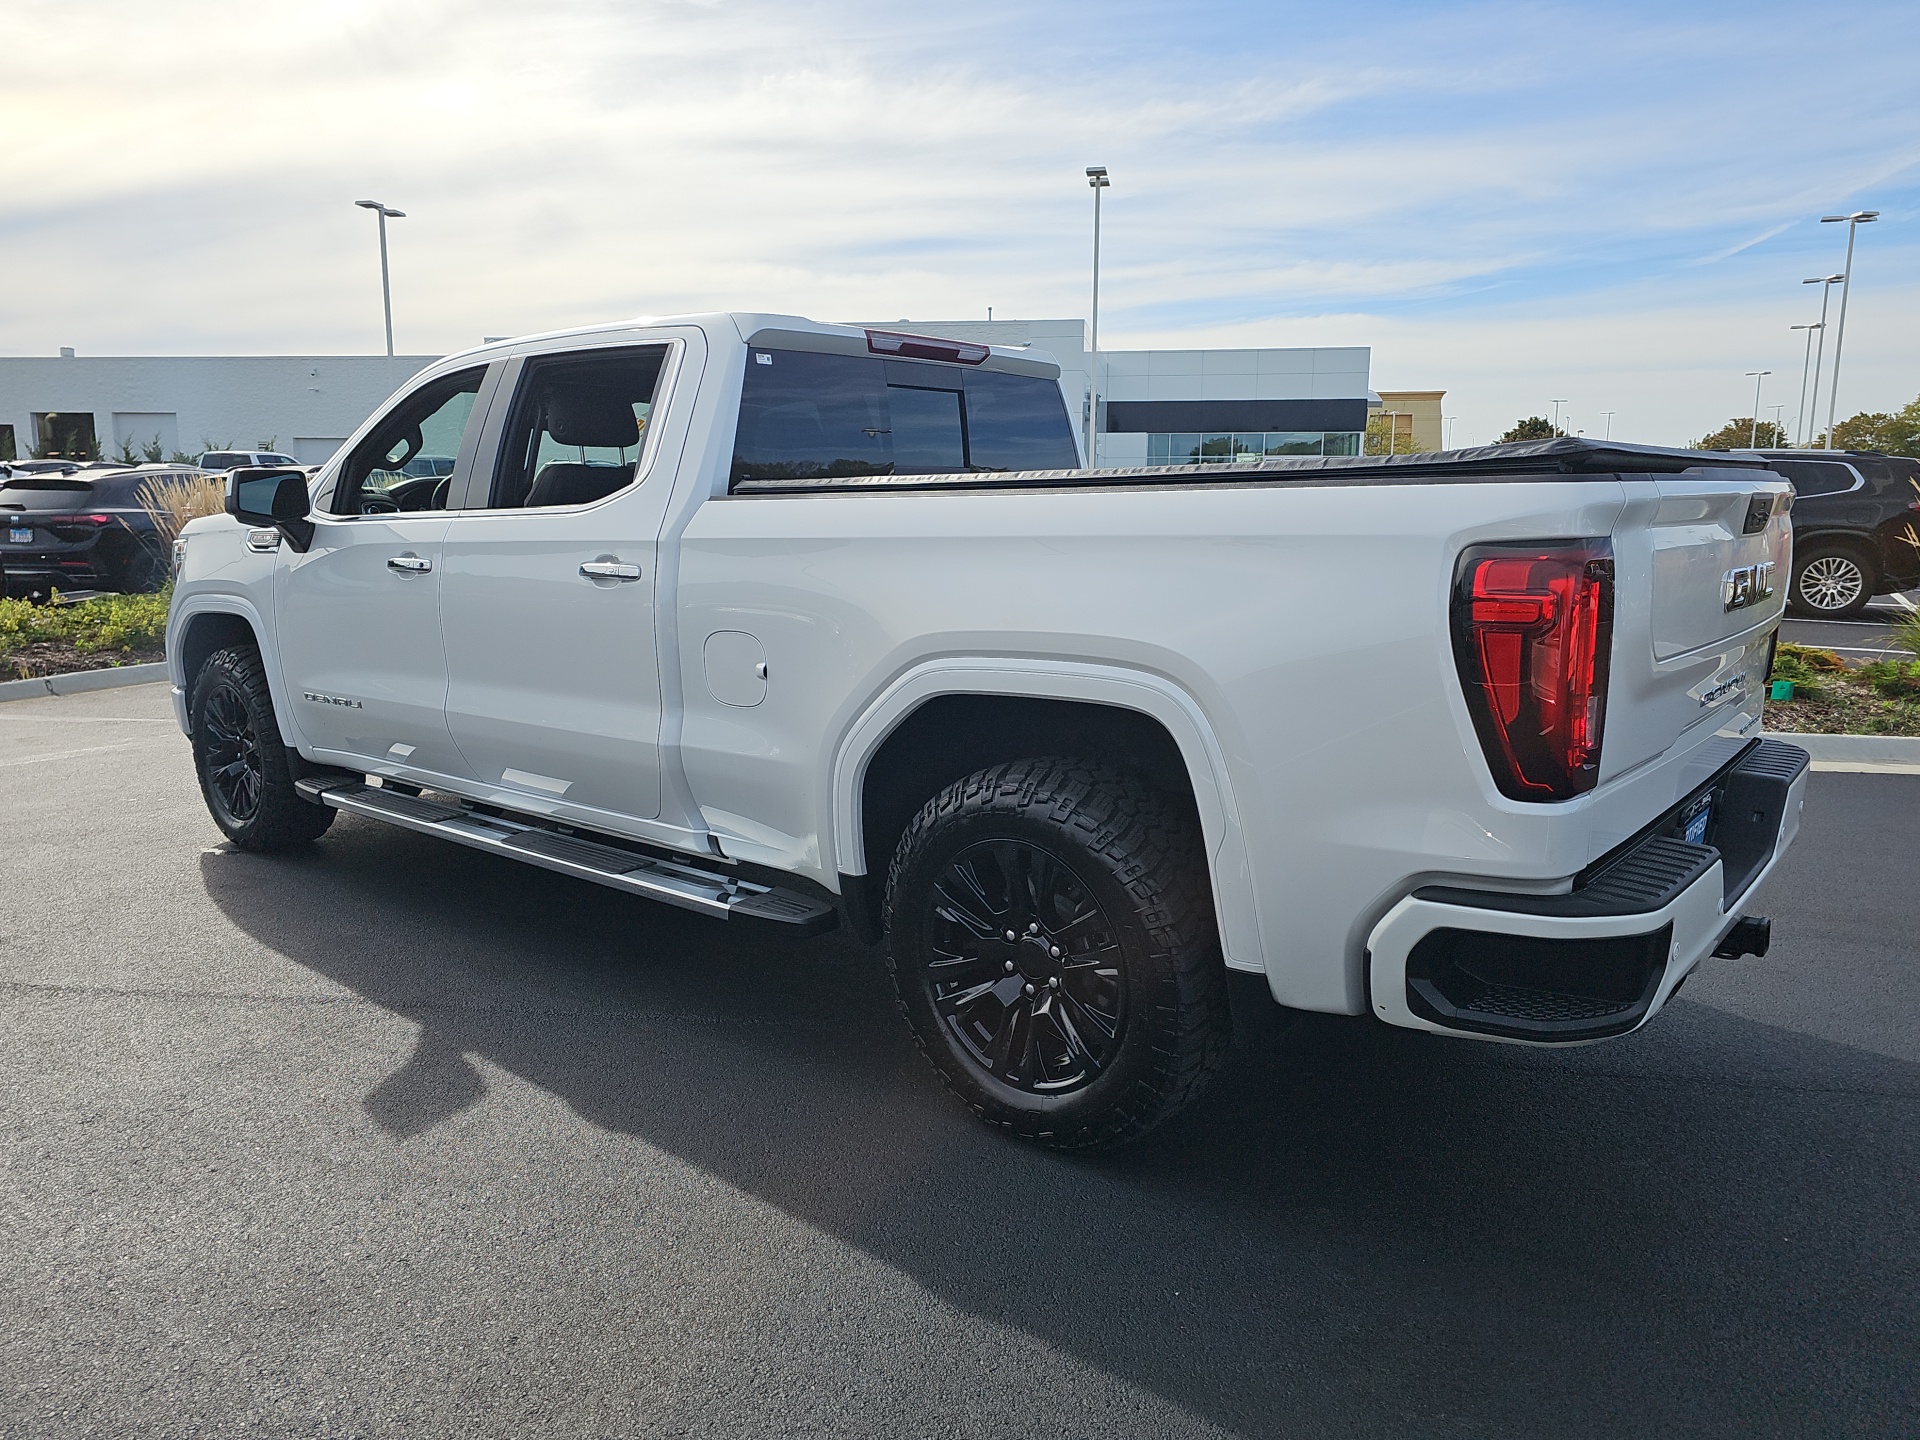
[226,468,314,551]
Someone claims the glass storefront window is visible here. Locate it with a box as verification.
[1264,433,1321,456]
[1134,432,1364,464]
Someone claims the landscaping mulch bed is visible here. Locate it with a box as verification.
[6,641,166,681]
[1763,689,1920,737]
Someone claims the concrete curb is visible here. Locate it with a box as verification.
[0,663,170,703]
[1764,730,1920,775]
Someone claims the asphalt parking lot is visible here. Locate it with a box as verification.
[1777,589,1919,660]
[4,683,1916,1439]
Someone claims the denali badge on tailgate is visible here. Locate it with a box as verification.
[1722,561,1775,613]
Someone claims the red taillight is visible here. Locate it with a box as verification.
[864,329,990,365]
[1452,541,1613,802]
[45,514,111,526]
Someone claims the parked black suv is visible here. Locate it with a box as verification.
[1734,450,1920,617]
[0,461,194,597]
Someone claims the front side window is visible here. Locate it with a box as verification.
[335,368,485,515]
[489,347,666,509]
[730,348,1077,486]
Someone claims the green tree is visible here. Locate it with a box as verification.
[1825,396,1920,457]
[1364,415,1421,455]
[1500,416,1557,442]
[1693,418,1789,450]
[139,435,165,463]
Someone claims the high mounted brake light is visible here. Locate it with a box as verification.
[864,329,990,365]
[1451,541,1614,802]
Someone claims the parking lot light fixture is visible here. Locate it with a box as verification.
[1819,211,1878,450]
[1745,372,1772,447]
[355,199,407,357]
[1084,166,1110,468]
[1600,411,1616,441]
[1550,399,1568,436]
[1790,323,1823,446]
[1801,274,1843,446]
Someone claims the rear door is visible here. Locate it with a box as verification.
[438,339,684,822]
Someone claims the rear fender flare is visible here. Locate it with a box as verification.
[829,658,1266,975]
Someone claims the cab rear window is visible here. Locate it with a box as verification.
[730,348,1076,486]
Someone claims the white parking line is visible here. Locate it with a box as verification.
[0,740,147,768]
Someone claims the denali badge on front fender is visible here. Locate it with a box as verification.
[303,690,363,709]
[1722,561,1775,613]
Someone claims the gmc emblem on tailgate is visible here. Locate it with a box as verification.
[1722,561,1775,613]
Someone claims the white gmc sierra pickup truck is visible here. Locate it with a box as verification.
[167,313,1807,1147]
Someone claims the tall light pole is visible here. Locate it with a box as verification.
[1600,410,1616,440]
[1550,399,1568,436]
[1801,274,1843,446]
[1820,210,1879,450]
[1444,415,1457,449]
[1084,166,1110,468]
[1768,404,1785,446]
[1789,322,1822,446]
[355,199,406,357]
[1744,371,1771,447]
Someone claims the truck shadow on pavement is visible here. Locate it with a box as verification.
[200,813,1919,1438]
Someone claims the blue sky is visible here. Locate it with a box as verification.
[3,0,1916,444]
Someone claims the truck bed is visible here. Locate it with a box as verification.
[728,437,1773,496]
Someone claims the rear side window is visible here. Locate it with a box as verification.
[1768,460,1858,498]
[730,348,1076,486]
[488,346,667,509]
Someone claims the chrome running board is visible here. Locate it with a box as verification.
[295,776,837,935]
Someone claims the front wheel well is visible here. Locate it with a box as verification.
[848,694,1205,941]
[179,612,262,717]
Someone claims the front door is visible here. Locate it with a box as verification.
[274,367,488,778]
[439,344,673,822]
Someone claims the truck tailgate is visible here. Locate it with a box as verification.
[1603,469,1792,783]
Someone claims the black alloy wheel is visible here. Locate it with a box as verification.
[200,681,264,827]
[925,838,1126,1095]
[190,645,335,852]
[885,758,1231,1149]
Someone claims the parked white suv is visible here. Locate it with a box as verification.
[198,449,298,473]
[166,313,1807,1147]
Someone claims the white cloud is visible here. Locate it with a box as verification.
[1,0,1914,446]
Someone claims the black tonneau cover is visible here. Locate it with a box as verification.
[728,437,1773,497]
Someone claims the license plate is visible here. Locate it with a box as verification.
[1684,802,1713,846]
[8,526,30,543]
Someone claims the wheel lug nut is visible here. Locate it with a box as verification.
[1004,930,1017,942]
[1049,946,1061,958]
[1004,960,1015,973]
[1027,922,1040,934]
[1049,976,1060,989]
[1024,982,1035,996]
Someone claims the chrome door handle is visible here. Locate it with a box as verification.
[387,553,432,574]
[580,561,642,581]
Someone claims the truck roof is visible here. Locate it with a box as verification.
[439,312,1063,380]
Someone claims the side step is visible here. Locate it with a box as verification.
[295,777,837,935]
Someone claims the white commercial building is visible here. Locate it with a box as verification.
[0,353,436,466]
[1,320,1369,470]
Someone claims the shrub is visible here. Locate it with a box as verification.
[0,587,171,658]
[136,471,225,546]
[1860,660,1920,700]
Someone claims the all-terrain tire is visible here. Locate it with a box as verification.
[190,645,335,852]
[884,758,1231,1149]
